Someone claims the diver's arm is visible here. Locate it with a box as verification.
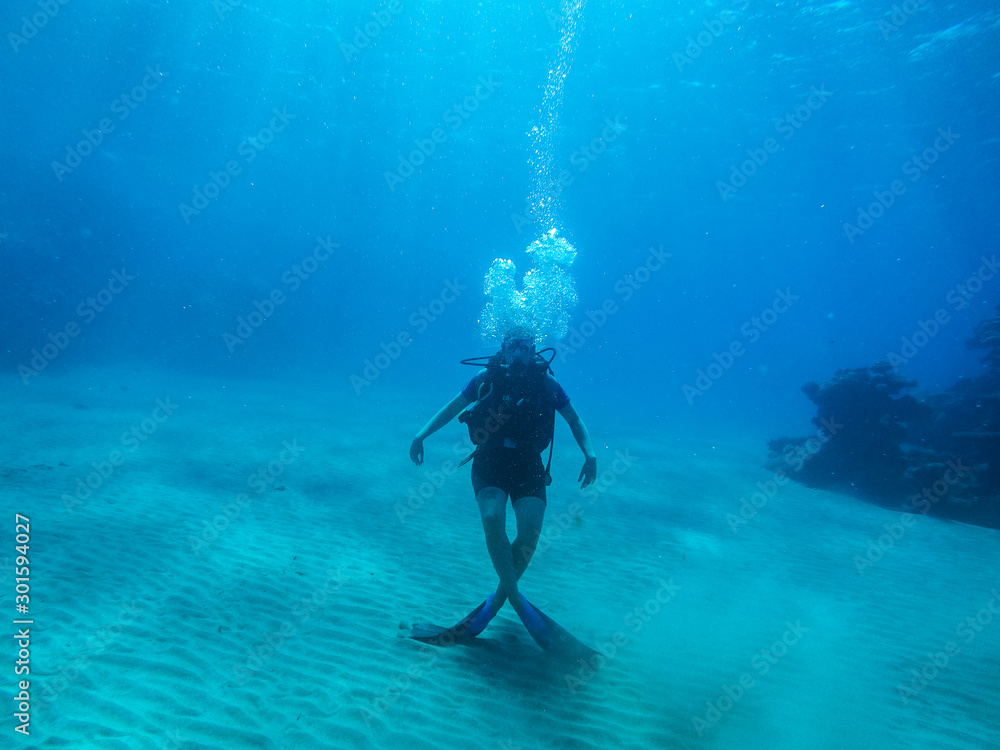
[558,402,597,488]
[558,402,596,458]
[416,392,470,440]
[410,392,471,465]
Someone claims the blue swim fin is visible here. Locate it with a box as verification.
[410,594,498,646]
[517,597,597,658]
[517,598,556,650]
[462,593,498,636]
[412,595,597,660]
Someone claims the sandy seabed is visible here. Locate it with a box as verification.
[2,366,998,750]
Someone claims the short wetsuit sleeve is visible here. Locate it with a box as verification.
[546,375,570,410]
[461,369,488,401]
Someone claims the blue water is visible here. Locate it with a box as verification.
[4,0,998,438]
[3,2,1000,747]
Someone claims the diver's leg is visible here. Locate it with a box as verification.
[486,494,545,615]
[475,486,526,616]
[511,495,546,575]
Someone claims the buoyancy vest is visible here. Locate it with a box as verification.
[457,349,558,478]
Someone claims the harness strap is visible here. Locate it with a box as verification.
[543,433,554,485]
[458,347,558,480]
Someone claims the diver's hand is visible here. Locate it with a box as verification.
[579,456,597,489]
[410,437,424,466]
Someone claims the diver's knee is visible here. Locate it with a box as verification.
[513,528,542,551]
[513,539,537,567]
[481,511,505,530]
[515,538,537,557]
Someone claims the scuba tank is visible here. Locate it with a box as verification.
[456,348,557,484]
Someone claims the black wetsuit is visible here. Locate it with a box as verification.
[461,368,569,503]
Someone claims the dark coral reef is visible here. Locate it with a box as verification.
[767,305,1000,529]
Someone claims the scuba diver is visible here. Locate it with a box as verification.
[409,325,597,649]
